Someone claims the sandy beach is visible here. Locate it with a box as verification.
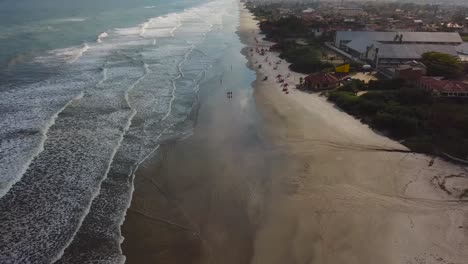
[121,3,468,264]
[121,5,284,262]
[240,5,468,264]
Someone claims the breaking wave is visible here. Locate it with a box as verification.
[0,0,237,263]
[97,32,109,43]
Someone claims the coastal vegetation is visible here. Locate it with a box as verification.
[259,16,310,40]
[279,45,333,73]
[421,52,464,79]
[328,80,468,159]
[246,4,468,160]
[255,15,337,74]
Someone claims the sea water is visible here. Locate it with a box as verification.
[0,0,240,262]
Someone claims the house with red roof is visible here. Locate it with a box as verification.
[303,73,340,91]
[418,77,468,98]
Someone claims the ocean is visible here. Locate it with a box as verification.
[0,0,241,262]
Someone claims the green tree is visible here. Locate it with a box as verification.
[421,52,464,79]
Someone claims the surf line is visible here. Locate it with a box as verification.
[69,43,90,64]
[51,62,149,263]
[0,92,84,199]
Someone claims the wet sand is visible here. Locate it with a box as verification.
[122,3,468,264]
[121,8,288,262]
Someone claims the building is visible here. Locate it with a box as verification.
[418,77,468,97]
[334,31,462,69]
[334,31,463,49]
[366,43,459,67]
[385,61,427,80]
[303,73,340,91]
[457,42,468,62]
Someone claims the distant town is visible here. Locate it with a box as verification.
[244,0,468,161]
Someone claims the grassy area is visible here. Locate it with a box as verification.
[461,35,468,42]
[327,80,468,159]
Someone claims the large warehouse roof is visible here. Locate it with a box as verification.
[377,44,458,59]
[336,31,463,44]
[346,41,459,59]
[346,39,379,53]
[457,43,468,55]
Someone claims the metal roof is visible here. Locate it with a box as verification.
[377,44,458,59]
[346,39,379,53]
[336,31,463,43]
[457,42,468,54]
[346,39,459,59]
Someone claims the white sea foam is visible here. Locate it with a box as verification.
[99,68,108,86]
[1,0,237,262]
[138,13,182,38]
[51,90,138,264]
[69,43,89,63]
[0,92,83,199]
[37,43,90,64]
[113,26,140,36]
[139,22,149,37]
[97,32,109,43]
[49,17,88,24]
[0,62,146,263]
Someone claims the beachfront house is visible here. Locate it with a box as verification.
[418,77,468,98]
[303,73,340,91]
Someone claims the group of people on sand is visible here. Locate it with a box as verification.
[250,44,291,95]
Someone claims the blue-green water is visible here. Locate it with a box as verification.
[0,0,205,67]
[0,0,241,262]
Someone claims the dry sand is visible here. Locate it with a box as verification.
[239,5,468,264]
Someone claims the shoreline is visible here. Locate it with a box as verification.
[120,3,468,264]
[121,4,283,262]
[240,5,468,264]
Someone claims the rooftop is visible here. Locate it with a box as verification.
[377,44,458,59]
[346,41,459,59]
[346,39,380,53]
[421,77,468,94]
[305,73,339,84]
[457,43,468,55]
[336,31,463,43]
